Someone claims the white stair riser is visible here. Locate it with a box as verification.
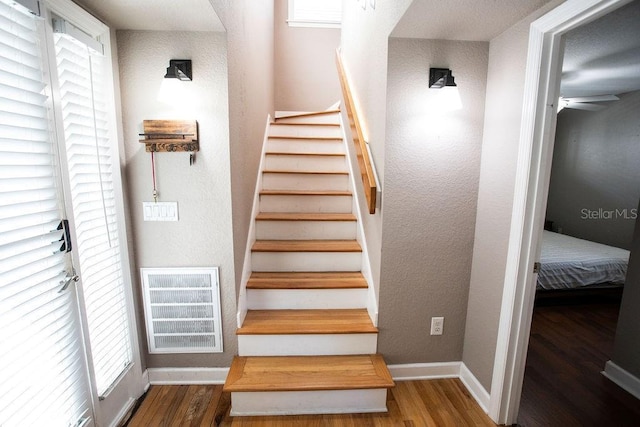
[259,194,353,213]
[269,125,342,138]
[262,173,349,191]
[238,333,377,356]
[230,389,388,416]
[267,139,345,154]
[274,113,340,125]
[247,289,367,310]
[251,251,362,272]
[255,220,356,240]
[264,154,347,172]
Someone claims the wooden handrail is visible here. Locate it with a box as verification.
[336,49,377,214]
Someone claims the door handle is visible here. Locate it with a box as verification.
[59,273,79,293]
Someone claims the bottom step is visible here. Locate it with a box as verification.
[224,354,394,416]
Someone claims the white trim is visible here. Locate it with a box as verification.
[388,362,460,381]
[236,114,272,328]
[489,0,633,424]
[142,369,150,392]
[460,363,490,413]
[339,109,379,327]
[147,367,230,385]
[602,361,640,400]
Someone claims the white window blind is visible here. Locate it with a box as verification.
[288,0,342,28]
[0,0,93,425]
[54,30,132,396]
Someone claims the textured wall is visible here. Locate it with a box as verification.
[340,0,412,299]
[611,199,640,378]
[117,31,237,367]
[273,0,341,111]
[546,91,640,250]
[222,0,275,291]
[463,0,564,390]
[378,38,488,363]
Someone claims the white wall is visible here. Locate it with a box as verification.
[340,0,412,296]
[117,31,237,367]
[463,0,564,390]
[274,0,341,111]
[379,38,488,363]
[546,90,640,250]
[210,0,275,291]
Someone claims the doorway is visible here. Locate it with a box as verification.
[488,0,637,424]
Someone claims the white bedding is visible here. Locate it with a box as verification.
[537,231,630,290]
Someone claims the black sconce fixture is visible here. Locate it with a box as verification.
[429,68,456,88]
[164,59,192,81]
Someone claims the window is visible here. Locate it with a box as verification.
[288,0,342,28]
[53,24,133,396]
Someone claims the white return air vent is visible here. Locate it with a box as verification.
[141,267,223,353]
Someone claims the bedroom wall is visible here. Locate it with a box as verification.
[117,30,237,367]
[273,0,341,111]
[610,198,640,379]
[378,37,488,364]
[545,90,640,250]
[462,0,564,390]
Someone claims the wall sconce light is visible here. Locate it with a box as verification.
[164,59,192,81]
[429,68,456,89]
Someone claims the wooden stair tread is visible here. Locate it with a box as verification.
[270,122,340,127]
[260,189,352,196]
[248,272,367,289]
[255,213,356,221]
[265,151,345,157]
[268,136,342,141]
[263,170,348,175]
[224,354,394,392]
[252,240,361,252]
[274,109,340,120]
[237,309,377,335]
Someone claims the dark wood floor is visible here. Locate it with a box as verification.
[517,301,640,426]
[125,378,496,426]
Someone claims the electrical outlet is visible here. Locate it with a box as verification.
[431,317,444,335]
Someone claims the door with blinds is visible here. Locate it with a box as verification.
[0,0,95,426]
[0,0,142,426]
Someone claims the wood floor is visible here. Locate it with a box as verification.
[125,378,496,426]
[518,301,640,426]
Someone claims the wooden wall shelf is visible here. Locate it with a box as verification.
[139,120,199,152]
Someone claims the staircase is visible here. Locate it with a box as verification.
[223,108,394,416]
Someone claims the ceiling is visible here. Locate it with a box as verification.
[391,0,554,41]
[73,0,225,32]
[561,0,640,98]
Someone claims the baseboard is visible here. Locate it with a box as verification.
[141,369,150,392]
[459,363,490,412]
[602,360,640,400]
[147,367,230,385]
[388,362,460,381]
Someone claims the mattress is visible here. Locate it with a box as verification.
[537,231,630,290]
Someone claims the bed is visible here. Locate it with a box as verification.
[537,231,630,291]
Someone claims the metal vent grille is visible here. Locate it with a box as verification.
[141,267,222,353]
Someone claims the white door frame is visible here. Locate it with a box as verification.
[487,0,633,424]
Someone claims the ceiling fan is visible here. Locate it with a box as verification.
[557,94,619,112]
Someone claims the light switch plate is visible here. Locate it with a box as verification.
[143,201,178,221]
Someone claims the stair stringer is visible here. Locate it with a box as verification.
[338,109,379,327]
[236,114,272,328]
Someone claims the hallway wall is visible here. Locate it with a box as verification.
[273,0,341,111]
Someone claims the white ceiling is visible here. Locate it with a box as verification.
[561,0,640,98]
[391,0,553,41]
[73,0,225,31]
